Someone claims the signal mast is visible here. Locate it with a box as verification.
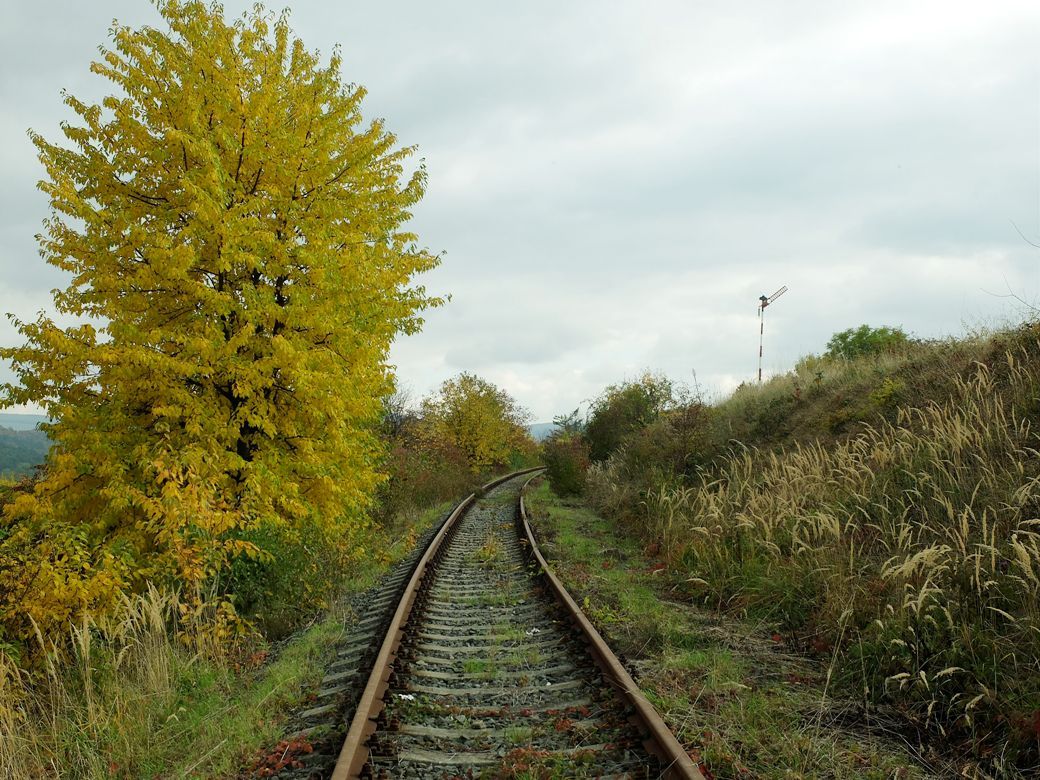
[757,285,788,383]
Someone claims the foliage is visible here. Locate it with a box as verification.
[0,499,440,779]
[552,408,584,436]
[541,434,590,497]
[611,401,713,488]
[585,371,674,461]
[0,1,439,650]
[825,324,909,361]
[377,414,475,523]
[370,384,480,524]
[418,373,533,474]
[374,375,537,526]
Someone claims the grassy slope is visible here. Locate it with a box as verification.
[0,500,454,779]
[707,327,1030,455]
[570,324,1040,776]
[527,481,941,779]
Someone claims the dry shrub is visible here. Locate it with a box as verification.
[377,423,476,524]
[542,435,591,496]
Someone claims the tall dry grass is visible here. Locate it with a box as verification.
[589,343,1040,762]
[0,587,200,778]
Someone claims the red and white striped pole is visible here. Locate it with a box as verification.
[758,303,765,383]
[757,286,787,383]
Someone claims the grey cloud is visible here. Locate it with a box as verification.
[850,205,1023,254]
[443,326,584,369]
[6,1,1040,420]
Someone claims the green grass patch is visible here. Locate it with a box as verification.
[463,659,498,678]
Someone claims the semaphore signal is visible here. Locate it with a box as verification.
[757,285,788,383]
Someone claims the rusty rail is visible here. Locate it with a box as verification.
[330,467,543,779]
[518,478,704,779]
[331,467,702,779]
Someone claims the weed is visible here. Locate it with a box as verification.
[463,659,498,678]
[475,533,504,568]
[503,725,535,743]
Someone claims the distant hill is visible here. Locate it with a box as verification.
[0,413,50,477]
[528,422,556,442]
[0,413,48,432]
[0,427,49,478]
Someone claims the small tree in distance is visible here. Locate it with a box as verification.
[419,373,533,474]
[825,325,909,360]
[542,432,590,497]
[552,408,584,436]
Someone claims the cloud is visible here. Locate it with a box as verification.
[4,1,1040,420]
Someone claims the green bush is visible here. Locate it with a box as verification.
[541,435,590,496]
[825,324,909,360]
[585,372,674,461]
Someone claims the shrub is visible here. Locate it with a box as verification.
[825,324,909,360]
[585,372,674,461]
[376,420,475,524]
[541,435,590,496]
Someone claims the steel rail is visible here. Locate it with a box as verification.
[331,467,702,779]
[518,478,704,779]
[330,467,543,779]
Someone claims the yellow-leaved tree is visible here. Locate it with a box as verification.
[419,374,533,474]
[0,1,439,647]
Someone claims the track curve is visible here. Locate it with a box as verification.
[332,470,702,779]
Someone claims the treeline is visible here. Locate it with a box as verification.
[543,324,1040,771]
[0,427,48,478]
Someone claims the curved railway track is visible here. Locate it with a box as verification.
[329,469,702,779]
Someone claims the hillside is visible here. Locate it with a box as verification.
[0,424,49,478]
[0,413,48,432]
[528,421,556,441]
[541,323,1040,775]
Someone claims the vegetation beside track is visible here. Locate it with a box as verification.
[526,479,939,779]
[541,323,1040,776]
[0,370,535,779]
[0,500,453,779]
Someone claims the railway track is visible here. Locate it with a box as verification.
[329,469,702,779]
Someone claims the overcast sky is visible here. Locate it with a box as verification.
[3,1,1040,420]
